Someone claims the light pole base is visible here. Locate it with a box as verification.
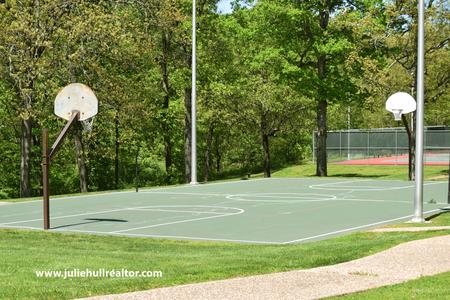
[410,216,426,223]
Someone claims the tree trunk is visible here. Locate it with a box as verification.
[74,123,88,192]
[160,31,173,182]
[135,145,140,193]
[114,111,119,188]
[215,135,221,173]
[262,133,271,178]
[20,118,32,197]
[316,99,328,176]
[402,114,415,181]
[204,124,214,182]
[184,87,192,183]
[315,5,329,177]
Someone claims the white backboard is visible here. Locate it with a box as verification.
[54,83,98,121]
[386,92,416,120]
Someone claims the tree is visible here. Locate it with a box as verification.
[0,1,73,197]
[383,0,449,180]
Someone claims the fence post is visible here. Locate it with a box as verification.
[395,130,398,165]
[448,152,450,204]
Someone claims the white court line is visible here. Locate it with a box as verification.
[139,192,229,197]
[273,177,448,183]
[112,208,244,233]
[0,190,134,205]
[310,179,370,186]
[138,178,270,193]
[52,228,282,244]
[227,193,337,199]
[0,224,43,230]
[309,181,445,191]
[0,207,129,225]
[282,208,444,244]
[0,205,241,226]
[0,178,269,206]
[224,194,430,204]
[128,208,226,215]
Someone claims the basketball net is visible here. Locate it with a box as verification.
[392,109,403,121]
[81,117,95,132]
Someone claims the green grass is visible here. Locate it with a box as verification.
[332,271,450,299]
[1,227,449,299]
[273,164,449,181]
[385,210,450,228]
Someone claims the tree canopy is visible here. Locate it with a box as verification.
[0,0,448,198]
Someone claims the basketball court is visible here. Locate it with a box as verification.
[0,178,448,244]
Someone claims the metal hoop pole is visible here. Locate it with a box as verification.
[412,0,425,222]
[190,0,198,185]
[42,128,50,230]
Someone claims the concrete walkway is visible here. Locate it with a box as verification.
[81,234,450,300]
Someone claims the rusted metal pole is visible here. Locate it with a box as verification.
[42,128,50,230]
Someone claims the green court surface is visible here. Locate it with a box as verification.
[0,178,448,244]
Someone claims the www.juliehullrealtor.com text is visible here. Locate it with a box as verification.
[35,268,163,279]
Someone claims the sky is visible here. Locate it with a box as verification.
[217,0,233,14]
[217,0,255,14]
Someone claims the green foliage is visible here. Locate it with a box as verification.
[0,0,448,197]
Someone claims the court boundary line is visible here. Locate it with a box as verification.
[0,205,244,226]
[1,178,445,205]
[112,206,244,233]
[1,208,447,245]
[0,225,282,244]
[309,181,445,191]
[52,228,283,244]
[282,208,444,244]
[0,178,270,206]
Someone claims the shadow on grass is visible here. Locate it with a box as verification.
[52,218,128,229]
[426,210,450,221]
[439,169,449,175]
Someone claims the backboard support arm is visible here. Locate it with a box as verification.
[49,111,80,159]
[42,110,80,230]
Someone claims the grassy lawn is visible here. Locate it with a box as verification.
[0,226,449,299]
[333,271,450,300]
[273,164,448,181]
[385,210,450,228]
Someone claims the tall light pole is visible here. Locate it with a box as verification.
[412,0,425,222]
[190,0,198,185]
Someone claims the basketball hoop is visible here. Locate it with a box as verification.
[42,83,98,230]
[386,92,416,121]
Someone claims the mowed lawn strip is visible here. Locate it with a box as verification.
[332,271,450,300]
[0,227,449,299]
[273,164,448,181]
[385,211,450,228]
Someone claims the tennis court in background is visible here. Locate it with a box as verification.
[336,152,450,166]
[0,178,448,244]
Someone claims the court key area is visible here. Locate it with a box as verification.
[0,178,448,244]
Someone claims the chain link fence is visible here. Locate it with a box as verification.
[312,127,450,163]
